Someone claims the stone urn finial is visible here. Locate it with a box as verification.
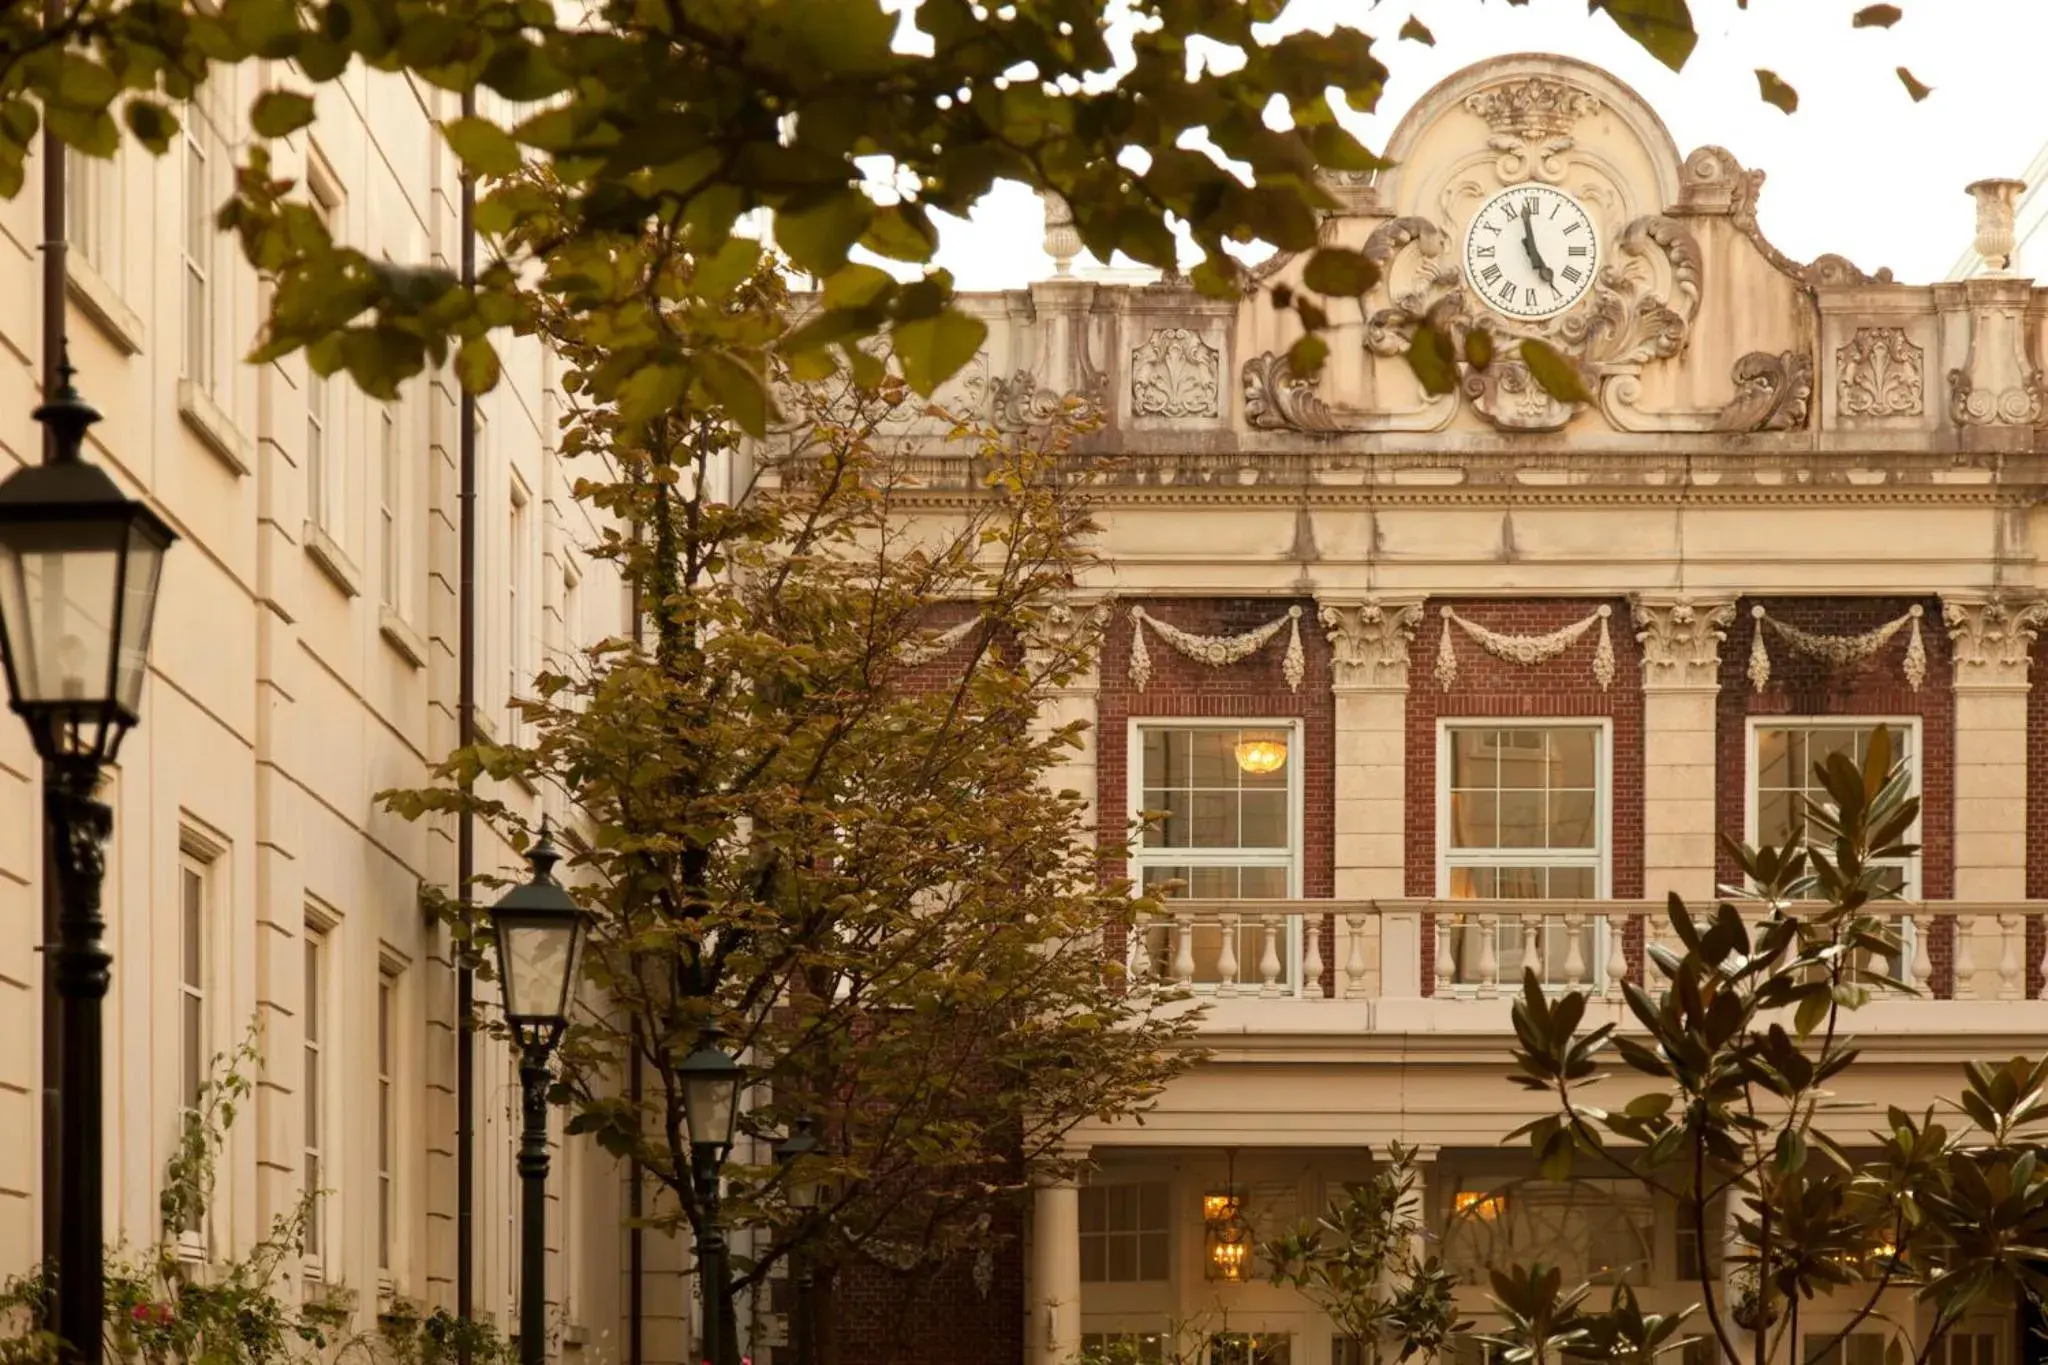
[1967,178,2027,273]
[1042,191,1080,278]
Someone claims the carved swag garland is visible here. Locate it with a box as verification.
[1745,604,1928,692]
[1433,605,1618,692]
[1127,605,1307,693]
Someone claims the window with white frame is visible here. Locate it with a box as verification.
[1930,1333,1999,1365]
[1130,722,1299,986]
[1080,1182,1169,1283]
[1751,721,1919,896]
[507,479,531,741]
[302,921,328,1274]
[177,845,213,1243]
[66,146,119,284]
[305,167,342,536]
[181,84,227,396]
[377,963,399,1276]
[1438,724,1607,987]
[379,407,401,608]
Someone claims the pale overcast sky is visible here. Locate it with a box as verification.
[924,0,2048,290]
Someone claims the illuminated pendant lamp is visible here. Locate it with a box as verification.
[1205,1149,1254,1282]
[1233,734,1287,776]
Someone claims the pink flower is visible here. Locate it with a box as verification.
[131,1306,150,1324]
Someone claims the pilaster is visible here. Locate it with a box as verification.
[1319,597,1423,997]
[1634,597,1736,903]
[1027,598,1108,834]
[1945,596,2041,906]
[1027,1166,1083,1365]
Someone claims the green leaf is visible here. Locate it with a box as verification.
[1519,339,1594,404]
[1755,69,1800,114]
[1852,4,1903,27]
[692,235,765,302]
[776,191,875,277]
[1288,333,1329,378]
[1399,15,1435,44]
[1464,329,1495,370]
[695,350,772,436]
[123,99,177,155]
[454,336,501,394]
[1302,247,1379,297]
[820,262,895,311]
[45,104,117,157]
[49,53,118,111]
[1407,324,1459,396]
[615,362,686,428]
[1897,66,1933,101]
[859,203,939,263]
[250,89,316,139]
[443,116,522,177]
[892,307,986,396]
[1591,0,1698,71]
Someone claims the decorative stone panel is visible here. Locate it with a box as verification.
[1129,327,1221,420]
[1836,327,1924,418]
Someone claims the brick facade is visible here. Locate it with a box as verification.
[824,1224,1025,1365]
[1714,596,1957,993]
[2029,634,2048,998]
[1096,597,1337,989]
[1402,598,1646,992]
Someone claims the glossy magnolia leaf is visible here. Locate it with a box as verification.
[1591,0,1699,72]
[1519,339,1593,404]
[1852,4,1903,26]
[1755,69,1799,114]
[1407,325,1459,396]
[1898,67,1934,101]
[892,308,986,397]
[250,89,316,139]
[443,116,522,178]
[1399,15,1435,44]
[1302,247,1380,298]
[454,335,502,394]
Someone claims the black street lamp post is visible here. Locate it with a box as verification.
[0,371,175,1364]
[677,1028,744,1365]
[487,821,589,1365]
[773,1118,822,1365]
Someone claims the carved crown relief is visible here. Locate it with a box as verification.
[1463,75,1604,186]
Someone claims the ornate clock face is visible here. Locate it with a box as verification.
[1461,183,1600,321]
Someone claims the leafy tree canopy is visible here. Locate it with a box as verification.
[0,0,1923,424]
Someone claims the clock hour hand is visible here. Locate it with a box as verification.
[1519,201,1556,287]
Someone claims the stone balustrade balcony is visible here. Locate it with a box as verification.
[1126,898,2048,1036]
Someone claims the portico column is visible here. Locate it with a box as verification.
[1944,597,2040,996]
[1634,599,1737,908]
[1030,1167,1083,1365]
[1319,598,1425,997]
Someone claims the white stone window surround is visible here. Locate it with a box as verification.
[1126,716,1305,992]
[1743,715,1923,900]
[1434,719,1613,992]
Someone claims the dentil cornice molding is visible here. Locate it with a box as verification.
[1942,595,2048,687]
[1632,597,1737,690]
[1318,597,1426,691]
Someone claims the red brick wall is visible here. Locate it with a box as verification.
[1096,597,1337,991]
[821,1224,1024,1365]
[1714,597,1955,993]
[1402,598,1645,992]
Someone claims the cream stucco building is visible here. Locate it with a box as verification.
[6,41,2048,1365]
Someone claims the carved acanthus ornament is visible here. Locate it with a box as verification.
[1242,350,1339,432]
[1837,328,1924,417]
[1318,598,1425,690]
[1679,146,1889,287]
[1433,605,1617,692]
[1746,605,1928,693]
[1633,599,1737,689]
[992,369,1104,431]
[1943,597,2048,684]
[1130,328,1220,419]
[1128,605,1306,694]
[1711,351,1812,432]
[1463,76,1602,185]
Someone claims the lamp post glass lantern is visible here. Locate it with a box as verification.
[0,369,175,1365]
[487,820,589,1365]
[677,1028,745,1365]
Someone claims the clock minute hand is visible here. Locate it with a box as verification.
[1519,202,1555,285]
